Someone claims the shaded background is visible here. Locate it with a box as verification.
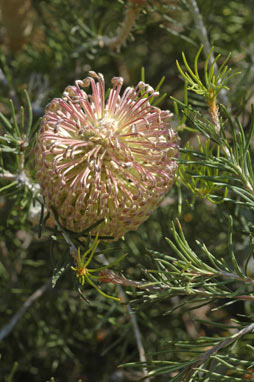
[1,1,254,381]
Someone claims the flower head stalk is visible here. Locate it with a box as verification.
[35,72,178,240]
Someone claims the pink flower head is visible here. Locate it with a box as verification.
[35,72,178,240]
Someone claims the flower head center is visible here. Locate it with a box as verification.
[88,115,119,150]
[98,116,118,137]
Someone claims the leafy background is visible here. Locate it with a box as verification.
[1,0,254,381]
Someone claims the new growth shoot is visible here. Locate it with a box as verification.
[176,46,240,132]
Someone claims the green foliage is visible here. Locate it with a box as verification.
[1,1,254,381]
[178,136,228,203]
[70,235,126,301]
[176,46,239,101]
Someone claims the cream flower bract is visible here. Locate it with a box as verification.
[35,72,178,240]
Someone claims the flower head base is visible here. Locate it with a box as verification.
[35,72,178,240]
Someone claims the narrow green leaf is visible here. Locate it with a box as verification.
[20,106,24,135]
[228,215,244,277]
[0,111,13,133]
[7,361,18,382]
[24,89,33,137]
[204,47,214,88]
[216,52,231,78]
[0,180,18,193]
[244,104,254,155]
[152,92,167,106]
[141,66,145,83]
[9,99,20,136]
[194,45,203,81]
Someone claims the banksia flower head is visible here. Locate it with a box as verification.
[35,72,178,240]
